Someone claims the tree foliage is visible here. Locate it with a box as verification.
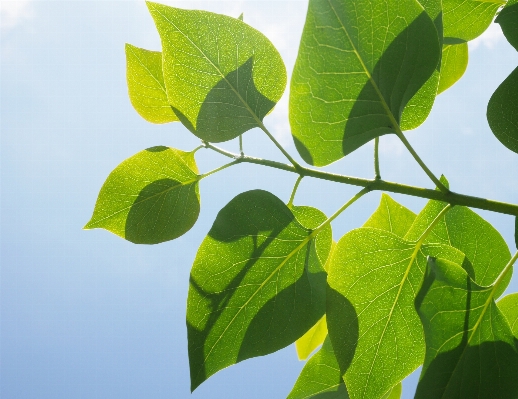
[86,1,518,398]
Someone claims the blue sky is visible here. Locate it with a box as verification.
[1,1,517,398]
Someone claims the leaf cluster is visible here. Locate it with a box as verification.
[85,1,518,398]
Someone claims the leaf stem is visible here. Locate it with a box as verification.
[417,204,453,246]
[287,175,304,209]
[396,132,449,193]
[199,160,240,179]
[313,187,372,235]
[257,121,302,169]
[239,135,244,157]
[374,137,381,180]
[200,143,518,216]
[494,250,518,291]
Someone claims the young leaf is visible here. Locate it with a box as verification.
[186,192,331,390]
[363,193,416,238]
[146,2,286,142]
[496,0,518,52]
[289,0,440,166]
[498,293,518,338]
[415,257,518,399]
[125,43,178,124]
[442,0,502,42]
[326,227,466,399]
[295,315,328,361]
[487,67,518,154]
[438,42,468,94]
[288,337,348,399]
[406,202,513,297]
[84,146,200,244]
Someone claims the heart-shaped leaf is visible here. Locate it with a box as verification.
[84,146,200,244]
[363,193,416,238]
[438,42,468,94]
[147,2,286,142]
[187,191,331,390]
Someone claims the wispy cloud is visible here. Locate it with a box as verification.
[468,21,504,51]
[0,0,33,32]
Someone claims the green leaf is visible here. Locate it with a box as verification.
[515,217,518,250]
[363,193,416,238]
[442,0,502,42]
[382,383,402,399]
[487,66,518,154]
[438,42,468,94]
[187,192,331,390]
[327,227,465,399]
[295,315,328,361]
[415,257,518,399]
[405,201,512,296]
[125,43,178,124]
[146,2,286,142]
[498,293,518,338]
[289,0,441,166]
[496,0,518,52]
[84,146,200,244]
[288,337,349,399]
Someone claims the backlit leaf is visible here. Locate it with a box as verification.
[125,43,178,124]
[363,193,416,238]
[84,146,200,244]
[147,2,286,142]
[288,337,348,399]
[496,0,518,52]
[415,257,518,399]
[327,227,465,399]
[442,0,502,42]
[498,293,518,338]
[187,191,331,390]
[295,315,328,361]
[487,67,518,154]
[382,383,402,399]
[438,42,468,94]
[289,0,440,166]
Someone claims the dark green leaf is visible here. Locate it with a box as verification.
[415,257,518,399]
[147,2,286,142]
[498,293,518,338]
[125,43,178,124]
[438,42,468,94]
[187,192,331,390]
[487,66,518,154]
[443,0,501,42]
[288,337,348,399]
[515,217,518,250]
[363,193,416,238]
[327,227,465,399]
[84,146,200,244]
[289,0,440,166]
[496,0,518,52]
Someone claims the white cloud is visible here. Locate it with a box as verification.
[0,0,33,32]
[468,22,504,51]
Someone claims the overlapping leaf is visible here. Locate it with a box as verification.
[415,257,518,399]
[84,146,200,244]
[125,43,178,124]
[442,0,502,42]
[498,293,518,338]
[289,0,441,166]
[296,315,328,361]
[363,193,416,237]
[187,191,331,390]
[147,2,286,142]
[438,42,468,94]
[496,0,518,52]
[327,227,466,399]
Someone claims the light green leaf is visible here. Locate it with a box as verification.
[288,337,349,399]
[327,227,465,399]
[147,2,286,142]
[438,42,468,94]
[487,66,518,154]
[400,0,443,131]
[498,293,518,338]
[363,193,416,238]
[415,257,518,399]
[296,315,328,361]
[289,0,440,166]
[84,146,200,244]
[496,0,518,51]
[187,192,331,390]
[443,0,502,42]
[382,383,402,399]
[125,43,178,124]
